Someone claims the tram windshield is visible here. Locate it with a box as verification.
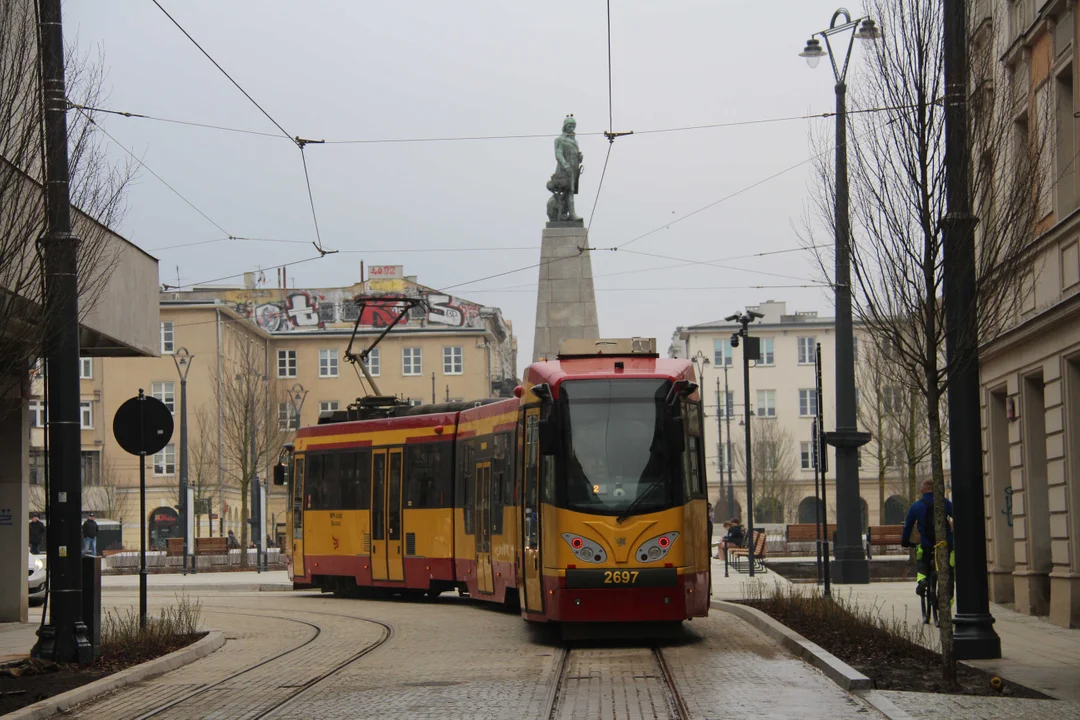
[560,379,676,516]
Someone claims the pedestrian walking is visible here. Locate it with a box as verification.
[82,513,98,556]
[28,514,45,554]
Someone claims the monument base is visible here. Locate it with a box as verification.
[532,224,599,362]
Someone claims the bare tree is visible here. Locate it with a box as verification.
[804,1,1047,685]
[0,3,131,403]
[213,328,287,565]
[93,453,128,525]
[734,418,799,524]
[189,406,221,538]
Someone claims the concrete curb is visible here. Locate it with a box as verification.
[711,600,872,691]
[102,584,290,593]
[853,690,917,720]
[4,630,226,720]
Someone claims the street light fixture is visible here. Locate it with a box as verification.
[691,350,710,385]
[288,383,308,429]
[727,310,762,577]
[171,347,194,575]
[800,7,878,585]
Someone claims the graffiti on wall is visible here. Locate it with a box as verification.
[221,284,487,333]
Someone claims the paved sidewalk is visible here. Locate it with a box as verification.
[711,555,1080,705]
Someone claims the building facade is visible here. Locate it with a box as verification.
[26,269,518,549]
[671,301,929,530]
[979,0,1080,627]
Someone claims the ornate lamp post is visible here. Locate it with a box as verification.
[288,383,308,429]
[171,347,194,574]
[798,8,879,583]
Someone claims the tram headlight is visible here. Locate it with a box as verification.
[636,532,679,563]
[561,533,606,563]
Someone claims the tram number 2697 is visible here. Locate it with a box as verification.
[603,570,639,585]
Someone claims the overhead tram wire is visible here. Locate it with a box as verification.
[617,248,831,285]
[593,244,831,280]
[588,0,630,233]
[152,0,335,257]
[160,254,328,292]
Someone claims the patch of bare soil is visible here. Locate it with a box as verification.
[744,600,1047,697]
[0,632,203,715]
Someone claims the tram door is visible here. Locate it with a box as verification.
[475,461,494,594]
[371,449,405,582]
[522,409,543,613]
[291,457,306,578]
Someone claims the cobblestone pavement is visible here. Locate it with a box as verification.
[878,690,1080,719]
[62,588,888,720]
[551,648,678,720]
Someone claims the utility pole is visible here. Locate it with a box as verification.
[33,0,92,664]
[941,0,1000,659]
[722,364,735,520]
[728,310,762,576]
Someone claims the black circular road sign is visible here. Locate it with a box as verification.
[113,394,174,456]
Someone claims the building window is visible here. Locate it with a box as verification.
[80,401,93,429]
[79,357,93,379]
[882,386,902,414]
[278,402,299,431]
[319,349,339,378]
[161,322,174,354]
[797,336,816,365]
[319,401,339,415]
[719,444,733,473]
[410,399,424,407]
[852,336,859,365]
[799,389,818,418]
[713,339,733,367]
[759,338,774,366]
[800,441,815,470]
[403,347,422,376]
[756,390,776,417]
[81,451,101,487]
[29,450,45,486]
[277,349,297,378]
[443,346,463,375]
[153,444,176,475]
[717,390,734,418]
[29,400,45,428]
[152,381,175,414]
[364,347,381,376]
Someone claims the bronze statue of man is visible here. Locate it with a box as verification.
[546,115,583,223]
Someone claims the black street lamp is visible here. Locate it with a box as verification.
[727,310,762,577]
[799,8,879,584]
[691,350,710,385]
[287,383,308,429]
[172,347,194,575]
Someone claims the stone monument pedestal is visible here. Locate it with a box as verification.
[533,220,599,362]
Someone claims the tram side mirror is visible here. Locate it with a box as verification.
[273,462,287,486]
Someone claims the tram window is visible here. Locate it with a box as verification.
[339,452,358,508]
[463,453,475,535]
[405,444,447,508]
[524,414,540,549]
[319,453,343,509]
[306,454,323,509]
[293,458,305,535]
[388,452,402,541]
[372,454,386,540]
[353,450,371,509]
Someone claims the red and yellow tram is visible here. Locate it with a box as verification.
[280,337,711,624]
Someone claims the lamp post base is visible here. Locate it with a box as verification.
[953,612,1002,660]
[830,556,870,584]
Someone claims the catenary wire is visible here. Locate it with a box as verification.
[160,254,328,291]
[618,248,830,284]
[593,244,830,280]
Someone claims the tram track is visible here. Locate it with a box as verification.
[129,606,393,720]
[545,645,691,720]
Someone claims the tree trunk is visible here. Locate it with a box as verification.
[240,488,249,567]
[925,379,956,686]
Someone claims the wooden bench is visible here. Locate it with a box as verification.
[866,525,917,558]
[727,530,768,574]
[195,537,229,555]
[785,523,837,544]
[166,537,184,557]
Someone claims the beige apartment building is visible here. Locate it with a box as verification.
[671,301,928,530]
[978,0,1080,628]
[26,268,518,549]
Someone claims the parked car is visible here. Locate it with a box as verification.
[28,551,45,606]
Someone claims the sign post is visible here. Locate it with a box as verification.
[113,391,173,628]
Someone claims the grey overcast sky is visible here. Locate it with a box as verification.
[67,1,857,371]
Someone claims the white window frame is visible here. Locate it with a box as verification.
[719,443,733,473]
[797,336,816,365]
[319,349,339,378]
[29,400,44,428]
[278,402,299,431]
[364,347,381,377]
[800,441,815,470]
[799,389,818,418]
[79,357,93,379]
[717,390,734,418]
[403,347,422,376]
[713,339,733,367]
[277,349,297,378]
[151,381,176,414]
[443,346,463,375]
[153,444,176,476]
[756,389,776,417]
[79,401,93,429]
[319,401,339,415]
[160,322,174,354]
[759,337,774,366]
